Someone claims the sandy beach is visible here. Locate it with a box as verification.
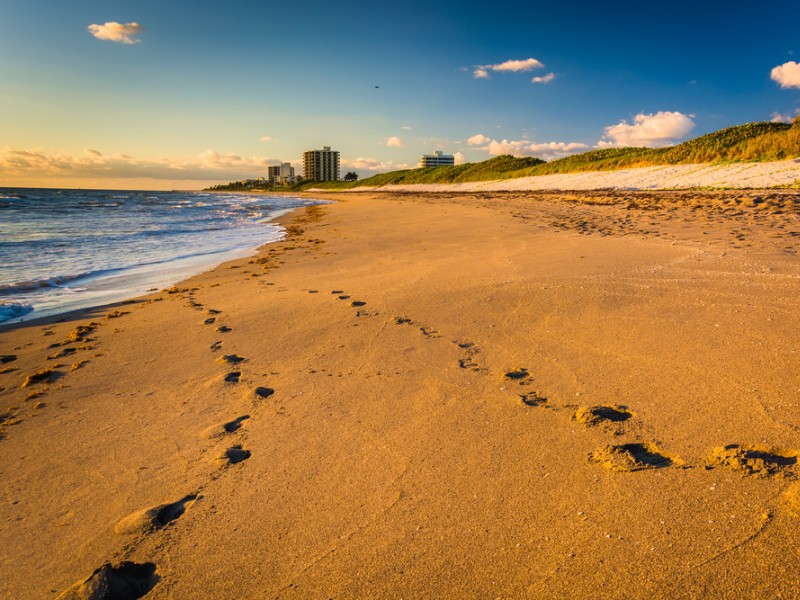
[2,188,800,598]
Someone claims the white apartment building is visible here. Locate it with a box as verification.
[420,150,455,167]
[267,162,296,185]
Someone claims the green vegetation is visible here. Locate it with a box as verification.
[509,120,800,178]
[293,155,547,190]
[206,119,800,192]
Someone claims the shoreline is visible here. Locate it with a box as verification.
[0,196,322,328]
[2,190,800,597]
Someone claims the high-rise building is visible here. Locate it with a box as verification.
[303,146,340,181]
[267,162,296,185]
[420,150,454,167]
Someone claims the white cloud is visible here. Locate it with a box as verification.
[87,22,143,44]
[467,136,588,160]
[770,109,800,123]
[386,136,404,148]
[467,134,491,145]
[401,125,413,131]
[532,72,556,84]
[473,57,544,79]
[259,136,272,142]
[601,111,695,148]
[771,61,800,89]
[453,151,466,165]
[488,140,589,160]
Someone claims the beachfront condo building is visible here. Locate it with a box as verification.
[267,162,296,185]
[303,146,340,181]
[420,150,455,167]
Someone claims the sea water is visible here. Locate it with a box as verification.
[0,188,322,324]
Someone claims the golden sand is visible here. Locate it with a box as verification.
[2,189,800,597]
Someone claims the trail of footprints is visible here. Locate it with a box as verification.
[322,288,800,481]
[0,305,142,439]
[33,280,800,596]
[56,290,276,599]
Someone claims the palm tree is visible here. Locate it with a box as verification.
[343,171,359,181]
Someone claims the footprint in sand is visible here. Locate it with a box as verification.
[351,301,366,307]
[46,347,77,360]
[216,325,232,333]
[503,368,530,382]
[219,445,251,465]
[419,326,441,338]
[331,290,344,295]
[520,391,549,407]
[203,317,216,325]
[200,415,250,439]
[114,494,198,535]
[572,405,633,426]
[454,340,483,371]
[210,341,222,352]
[589,442,679,472]
[224,371,241,383]
[217,354,245,365]
[458,358,479,369]
[254,386,275,399]
[707,444,798,478]
[0,355,17,364]
[394,316,413,325]
[56,561,158,600]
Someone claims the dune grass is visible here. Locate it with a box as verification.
[287,119,800,191]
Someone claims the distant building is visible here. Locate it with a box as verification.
[420,150,454,167]
[303,146,340,181]
[267,162,296,186]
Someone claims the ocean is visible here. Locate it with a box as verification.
[0,188,322,324]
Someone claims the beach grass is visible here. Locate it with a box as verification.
[296,119,800,190]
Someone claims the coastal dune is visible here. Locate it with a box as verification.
[342,158,800,192]
[2,190,800,597]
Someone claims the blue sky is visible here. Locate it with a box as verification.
[1,0,799,189]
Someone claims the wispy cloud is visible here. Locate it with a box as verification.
[386,136,404,148]
[467,135,588,160]
[401,125,413,131]
[600,111,695,148]
[259,136,272,142]
[341,157,408,172]
[532,72,556,84]
[771,61,800,90]
[0,147,280,181]
[87,22,143,44]
[473,57,544,79]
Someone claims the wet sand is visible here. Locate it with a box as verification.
[2,190,800,598]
